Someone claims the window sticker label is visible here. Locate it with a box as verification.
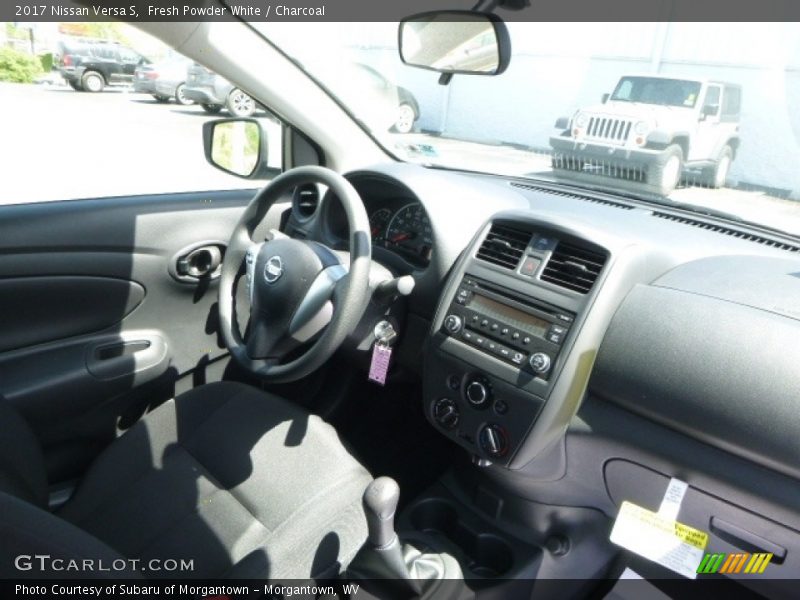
[610,478,708,579]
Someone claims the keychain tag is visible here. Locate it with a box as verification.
[369,320,397,386]
[368,344,392,385]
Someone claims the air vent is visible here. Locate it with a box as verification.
[293,184,319,220]
[476,223,532,269]
[652,212,800,253]
[541,241,607,294]
[510,182,635,211]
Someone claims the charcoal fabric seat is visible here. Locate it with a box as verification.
[0,382,372,579]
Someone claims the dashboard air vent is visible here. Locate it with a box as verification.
[476,223,531,269]
[293,184,319,219]
[652,212,800,253]
[541,241,607,294]
[510,182,635,211]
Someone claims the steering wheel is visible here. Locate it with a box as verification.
[218,166,371,382]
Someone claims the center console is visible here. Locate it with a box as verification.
[425,216,610,467]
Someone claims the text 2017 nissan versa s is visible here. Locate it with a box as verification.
[1,3,800,599]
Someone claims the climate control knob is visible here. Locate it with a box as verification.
[464,374,492,409]
[478,424,508,458]
[432,398,460,430]
[443,314,463,334]
[529,352,552,374]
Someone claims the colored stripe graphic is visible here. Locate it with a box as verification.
[697,552,773,574]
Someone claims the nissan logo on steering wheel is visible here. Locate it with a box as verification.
[263,255,284,283]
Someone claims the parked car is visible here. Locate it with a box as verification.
[183,63,259,116]
[133,56,194,105]
[57,39,149,93]
[355,63,420,134]
[550,75,742,195]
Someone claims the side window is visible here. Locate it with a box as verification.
[0,25,284,205]
[119,48,140,63]
[93,45,115,60]
[722,87,741,116]
[703,86,721,114]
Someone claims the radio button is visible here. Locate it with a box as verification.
[512,332,520,340]
[444,314,463,333]
[547,332,563,344]
[511,351,525,365]
[462,330,474,342]
[480,319,489,327]
[501,327,509,335]
[550,325,567,335]
[497,346,511,359]
[529,352,552,374]
[523,337,531,345]
[490,323,498,331]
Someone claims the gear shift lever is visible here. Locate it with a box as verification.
[364,476,401,548]
[349,477,462,597]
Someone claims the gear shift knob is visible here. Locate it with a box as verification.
[363,476,400,548]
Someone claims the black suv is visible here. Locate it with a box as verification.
[57,39,149,93]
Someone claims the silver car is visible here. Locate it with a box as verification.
[183,63,258,117]
[134,56,194,105]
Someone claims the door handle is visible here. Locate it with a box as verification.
[176,245,223,280]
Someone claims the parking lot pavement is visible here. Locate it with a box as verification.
[0,82,256,205]
[2,81,799,237]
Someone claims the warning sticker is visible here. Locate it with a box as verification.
[610,501,709,579]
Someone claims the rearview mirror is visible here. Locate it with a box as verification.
[399,11,510,76]
[702,103,720,118]
[202,118,280,179]
[601,93,610,104]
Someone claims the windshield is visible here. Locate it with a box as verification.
[257,22,800,236]
[610,77,702,108]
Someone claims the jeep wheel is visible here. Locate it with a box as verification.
[81,71,105,93]
[174,83,194,106]
[201,104,223,114]
[699,146,733,189]
[650,144,683,196]
[68,80,83,91]
[226,88,256,117]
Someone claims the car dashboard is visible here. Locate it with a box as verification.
[283,161,800,479]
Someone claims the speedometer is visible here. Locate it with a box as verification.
[369,208,393,242]
[384,203,433,265]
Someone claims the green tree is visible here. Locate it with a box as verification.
[0,47,42,83]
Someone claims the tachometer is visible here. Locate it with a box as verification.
[369,207,393,242]
[385,203,433,265]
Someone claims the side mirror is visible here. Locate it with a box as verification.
[601,93,610,104]
[702,103,720,118]
[399,10,511,76]
[554,117,569,130]
[202,118,281,179]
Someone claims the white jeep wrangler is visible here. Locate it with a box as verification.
[550,75,742,196]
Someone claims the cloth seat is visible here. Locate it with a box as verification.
[0,381,372,579]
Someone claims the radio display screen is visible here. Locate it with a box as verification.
[467,293,549,337]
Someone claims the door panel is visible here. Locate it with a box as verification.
[0,276,144,353]
[0,188,276,483]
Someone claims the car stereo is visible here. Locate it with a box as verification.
[441,276,574,378]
